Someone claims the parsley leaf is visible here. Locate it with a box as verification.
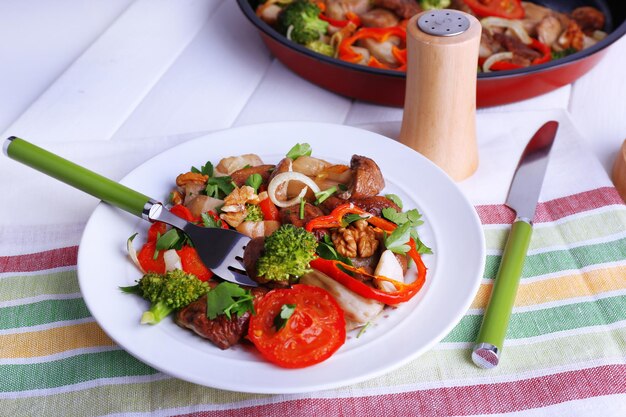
[341,213,368,227]
[286,143,312,159]
[191,161,214,177]
[413,235,433,255]
[382,207,432,254]
[205,176,236,199]
[206,282,255,320]
[273,303,296,331]
[384,222,412,254]
[385,194,403,209]
[382,207,423,227]
[245,173,263,193]
[316,234,353,266]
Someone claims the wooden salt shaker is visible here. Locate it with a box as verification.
[399,10,482,181]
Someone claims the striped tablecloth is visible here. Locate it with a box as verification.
[1,111,625,416]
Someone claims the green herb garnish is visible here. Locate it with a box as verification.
[206,282,255,320]
[314,186,337,205]
[205,176,236,199]
[316,234,353,266]
[191,161,214,177]
[385,194,403,209]
[357,322,371,338]
[552,48,577,60]
[382,207,432,254]
[286,143,312,159]
[299,198,306,220]
[201,212,222,228]
[273,303,296,331]
[384,222,412,255]
[341,213,368,227]
[245,173,263,192]
[156,229,180,251]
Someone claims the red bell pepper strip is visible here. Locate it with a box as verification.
[177,245,213,281]
[147,222,167,243]
[486,38,552,71]
[319,11,362,28]
[306,203,427,304]
[305,203,397,232]
[259,197,280,221]
[137,241,166,274]
[338,26,407,71]
[462,0,524,19]
[170,204,200,223]
[309,240,426,304]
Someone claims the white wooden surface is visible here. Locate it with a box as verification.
[1,0,625,172]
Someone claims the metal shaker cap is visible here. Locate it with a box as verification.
[417,9,470,37]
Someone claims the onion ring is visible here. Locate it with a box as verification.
[481,17,532,45]
[267,171,321,208]
[483,51,513,72]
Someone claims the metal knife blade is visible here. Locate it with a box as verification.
[472,121,558,369]
[506,121,558,221]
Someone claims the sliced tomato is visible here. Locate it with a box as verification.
[462,0,524,19]
[147,222,167,243]
[177,245,212,281]
[137,241,165,274]
[247,285,346,368]
[170,204,200,223]
[259,197,280,221]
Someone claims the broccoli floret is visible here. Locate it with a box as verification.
[245,203,264,222]
[256,224,317,281]
[306,40,334,57]
[134,272,166,303]
[419,0,451,10]
[124,269,209,325]
[277,1,328,45]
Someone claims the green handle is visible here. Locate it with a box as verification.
[476,219,532,354]
[5,137,151,217]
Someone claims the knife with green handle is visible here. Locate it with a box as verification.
[472,121,558,369]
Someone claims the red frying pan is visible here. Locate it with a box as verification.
[237,0,626,107]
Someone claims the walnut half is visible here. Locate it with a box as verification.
[331,220,379,258]
[219,186,260,228]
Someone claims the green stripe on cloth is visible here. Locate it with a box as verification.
[484,237,626,279]
[444,294,626,343]
[0,327,624,412]
[0,350,157,392]
[484,210,626,251]
[0,298,90,330]
[0,270,79,302]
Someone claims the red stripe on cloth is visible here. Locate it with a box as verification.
[476,187,624,225]
[174,364,626,417]
[0,246,78,273]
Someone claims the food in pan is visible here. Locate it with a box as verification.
[255,0,607,72]
[123,143,431,368]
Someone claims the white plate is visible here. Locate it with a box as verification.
[77,122,485,394]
